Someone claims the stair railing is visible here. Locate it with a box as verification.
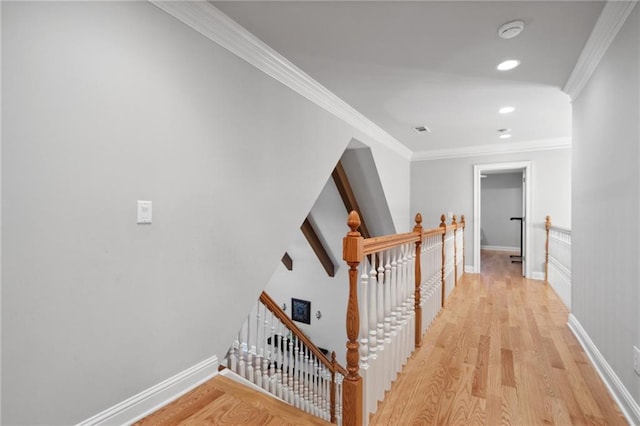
[342,211,465,425]
[545,216,572,308]
[226,291,348,424]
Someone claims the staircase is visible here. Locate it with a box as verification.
[135,210,466,426]
[225,291,347,424]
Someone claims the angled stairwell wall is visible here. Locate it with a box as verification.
[1,2,410,425]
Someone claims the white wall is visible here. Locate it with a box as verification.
[411,148,571,275]
[341,147,396,236]
[481,173,523,250]
[572,3,639,408]
[1,2,410,424]
[264,177,348,362]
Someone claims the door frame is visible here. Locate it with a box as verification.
[473,161,532,278]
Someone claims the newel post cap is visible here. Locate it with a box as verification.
[344,211,363,263]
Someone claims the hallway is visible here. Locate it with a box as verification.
[370,250,627,425]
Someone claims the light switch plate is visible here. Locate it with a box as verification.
[137,200,152,224]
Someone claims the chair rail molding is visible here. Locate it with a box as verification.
[149,0,412,161]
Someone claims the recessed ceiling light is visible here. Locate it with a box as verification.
[499,106,515,114]
[500,134,512,139]
[497,128,511,133]
[497,59,520,71]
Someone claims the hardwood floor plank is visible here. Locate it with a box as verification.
[548,396,573,425]
[542,336,565,369]
[471,335,490,398]
[501,385,519,425]
[500,348,515,388]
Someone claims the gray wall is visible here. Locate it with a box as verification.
[572,4,639,405]
[411,148,571,275]
[265,177,348,360]
[481,173,523,249]
[1,2,411,424]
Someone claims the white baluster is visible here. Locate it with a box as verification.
[293,337,300,408]
[303,346,310,412]
[359,261,369,368]
[276,322,284,399]
[287,336,295,403]
[383,251,392,389]
[253,304,263,387]
[281,329,289,403]
[238,321,246,379]
[389,247,399,382]
[269,315,276,395]
[368,260,377,360]
[246,307,255,382]
[377,252,385,352]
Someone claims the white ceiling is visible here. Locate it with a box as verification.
[213,1,604,155]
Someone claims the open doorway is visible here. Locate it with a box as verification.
[473,161,532,278]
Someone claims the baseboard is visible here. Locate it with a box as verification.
[219,367,274,397]
[567,315,640,425]
[531,271,545,281]
[77,355,219,425]
[481,245,520,253]
[464,265,475,274]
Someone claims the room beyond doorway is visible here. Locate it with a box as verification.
[473,161,532,278]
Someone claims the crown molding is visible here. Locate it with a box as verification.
[563,1,637,101]
[149,1,412,160]
[411,137,571,162]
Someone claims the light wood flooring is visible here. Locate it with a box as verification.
[370,250,627,425]
[134,374,330,425]
[137,250,626,425]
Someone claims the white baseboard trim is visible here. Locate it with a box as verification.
[481,245,520,253]
[464,265,475,274]
[567,315,640,425]
[219,368,275,397]
[531,271,545,281]
[77,355,219,426]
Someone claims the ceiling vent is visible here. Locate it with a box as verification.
[498,20,525,39]
[413,125,432,134]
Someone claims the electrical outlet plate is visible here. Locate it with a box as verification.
[634,345,640,376]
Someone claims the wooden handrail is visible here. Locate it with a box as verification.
[363,231,420,255]
[422,227,445,237]
[259,291,348,376]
